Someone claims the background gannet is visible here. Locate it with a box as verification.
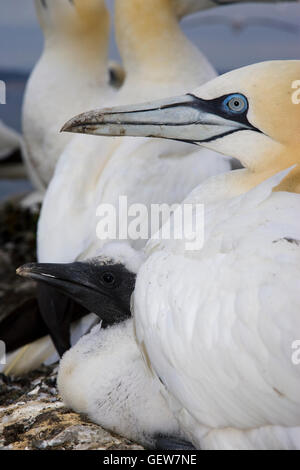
[16,243,193,449]
[84,60,300,450]
[22,0,113,194]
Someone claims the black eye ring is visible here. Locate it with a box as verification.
[102,272,115,286]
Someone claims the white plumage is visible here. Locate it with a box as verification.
[135,170,300,449]
[58,319,181,448]
[91,60,300,449]
[22,0,112,193]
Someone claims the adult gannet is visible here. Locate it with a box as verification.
[74,60,300,450]
[33,0,230,359]
[55,0,295,264]
[16,243,193,449]
[22,0,113,193]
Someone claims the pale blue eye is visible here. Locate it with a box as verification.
[223,94,248,114]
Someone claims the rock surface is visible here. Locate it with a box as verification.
[0,365,144,450]
[0,197,39,324]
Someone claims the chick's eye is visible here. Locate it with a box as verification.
[102,272,115,285]
[224,94,248,114]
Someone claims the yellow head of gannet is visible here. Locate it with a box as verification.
[22,0,110,192]
[35,0,109,43]
[63,60,300,194]
[113,0,216,87]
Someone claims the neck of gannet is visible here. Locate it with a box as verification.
[221,146,300,198]
[43,19,109,77]
[115,0,214,85]
[273,149,300,193]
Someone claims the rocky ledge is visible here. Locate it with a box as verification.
[0,365,144,450]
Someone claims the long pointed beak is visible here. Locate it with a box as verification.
[17,262,131,323]
[61,94,252,144]
[17,262,96,291]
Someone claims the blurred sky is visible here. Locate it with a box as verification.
[0,0,300,72]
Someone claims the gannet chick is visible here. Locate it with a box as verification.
[17,243,138,328]
[17,243,192,450]
[76,60,300,450]
[22,0,112,192]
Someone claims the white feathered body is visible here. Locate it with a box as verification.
[134,170,300,450]
[58,319,181,447]
[22,49,111,191]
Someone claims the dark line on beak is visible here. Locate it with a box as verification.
[193,128,244,143]
[89,95,196,122]
[169,128,248,146]
[68,120,200,128]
